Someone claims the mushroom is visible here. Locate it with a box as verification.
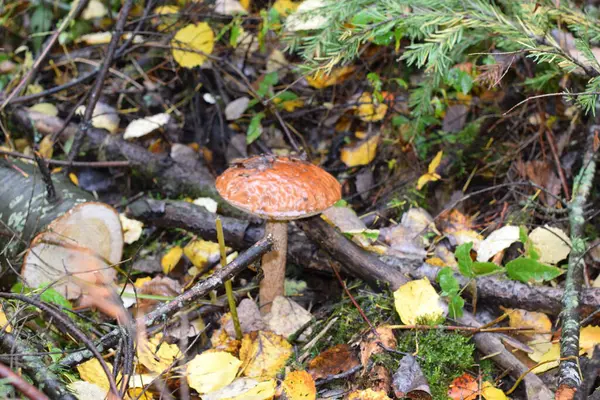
[216,155,341,312]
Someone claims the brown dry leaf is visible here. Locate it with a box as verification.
[515,160,561,207]
[360,325,396,367]
[264,296,312,340]
[392,354,431,399]
[448,372,478,400]
[307,344,360,380]
[223,298,266,337]
[368,365,392,394]
[340,134,380,167]
[282,370,316,400]
[306,66,355,89]
[347,388,392,400]
[239,331,292,378]
[438,209,475,234]
[138,333,181,374]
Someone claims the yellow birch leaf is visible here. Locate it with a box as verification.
[282,370,316,400]
[580,326,600,353]
[29,103,58,117]
[239,331,292,378]
[239,0,250,9]
[531,343,560,374]
[502,307,552,342]
[393,277,446,325]
[187,351,242,393]
[356,92,388,122]
[281,98,304,112]
[306,66,355,89]
[69,172,79,186]
[273,0,300,16]
[126,388,153,400]
[229,379,276,400]
[0,305,12,333]
[347,388,392,400]
[138,334,181,374]
[77,358,112,391]
[416,150,443,190]
[481,381,508,400]
[162,246,183,274]
[172,23,214,68]
[183,239,221,269]
[38,135,54,159]
[134,276,152,288]
[153,5,180,31]
[340,134,379,167]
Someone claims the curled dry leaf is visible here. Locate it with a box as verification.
[76,102,120,134]
[392,354,431,399]
[307,344,360,380]
[476,225,520,262]
[119,214,143,244]
[239,331,293,378]
[305,66,355,89]
[123,113,171,140]
[187,351,242,394]
[223,298,266,337]
[360,325,396,367]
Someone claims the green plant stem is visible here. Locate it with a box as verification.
[559,124,598,391]
[216,217,242,339]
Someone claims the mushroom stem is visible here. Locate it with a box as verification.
[259,221,287,313]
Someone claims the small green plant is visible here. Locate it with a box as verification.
[438,231,563,317]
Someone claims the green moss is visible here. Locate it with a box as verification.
[397,329,475,400]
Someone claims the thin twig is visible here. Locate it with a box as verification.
[0,361,50,400]
[0,149,130,167]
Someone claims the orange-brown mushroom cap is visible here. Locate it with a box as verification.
[216,155,341,220]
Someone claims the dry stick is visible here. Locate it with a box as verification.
[0,0,90,109]
[0,331,77,400]
[59,235,273,368]
[0,361,50,400]
[558,124,599,392]
[67,0,134,166]
[0,293,120,397]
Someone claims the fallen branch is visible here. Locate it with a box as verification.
[0,331,77,400]
[58,235,273,368]
[558,123,599,394]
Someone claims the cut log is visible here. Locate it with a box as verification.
[0,160,123,298]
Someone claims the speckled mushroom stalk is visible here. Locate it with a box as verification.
[216,155,341,313]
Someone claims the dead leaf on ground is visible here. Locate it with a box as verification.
[239,331,293,378]
[528,226,571,265]
[476,225,520,262]
[224,298,266,337]
[264,296,312,340]
[340,134,380,167]
[393,278,446,325]
[201,377,276,400]
[138,333,181,374]
[392,354,431,399]
[360,325,397,367]
[186,351,242,394]
[282,370,316,400]
[346,388,392,400]
[307,343,360,380]
[515,160,561,207]
[448,373,478,400]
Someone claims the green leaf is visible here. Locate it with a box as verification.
[256,72,279,98]
[274,91,298,102]
[447,294,465,318]
[437,267,459,295]
[367,72,382,92]
[446,68,473,94]
[31,6,53,53]
[455,242,474,278]
[11,283,72,309]
[334,199,348,207]
[246,112,265,144]
[505,257,563,284]
[471,262,503,276]
[230,23,241,47]
[392,115,409,127]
